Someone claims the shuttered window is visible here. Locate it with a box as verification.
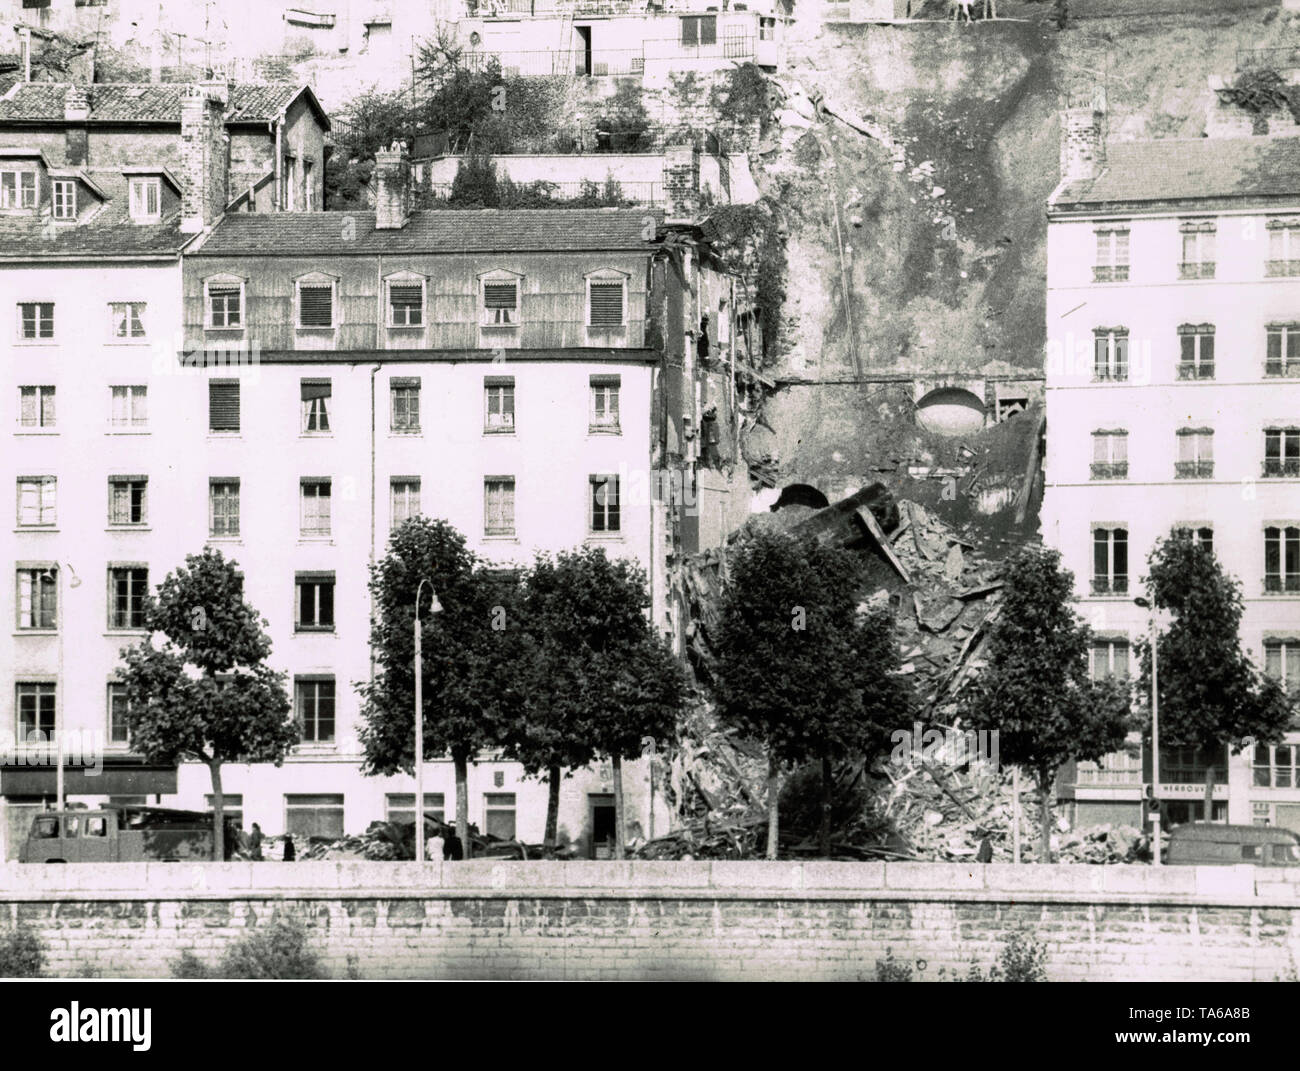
[484,377,515,431]
[209,479,240,537]
[301,379,331,433]
[17,476,56,527]
[298,284,334,328]
[485,477,516,537]
[589,282,624,327]
[16,568,57,630]
[108,476,148,526]
[391,378,421,432]
[19,385,55,427]
[207,284,241,328]
[389,283,423,326]
[209,380,240,432]
[483,282,518,325]
[300,479,332,536]
[590,374,621,430]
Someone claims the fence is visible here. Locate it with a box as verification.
[465,35,756,77]
[423,179,664,205]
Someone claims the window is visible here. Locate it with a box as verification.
[204,794,242,826]
[1254,743,1300,788]
[209,479,240,537]
[16,567,57,630]
[1174,526,1213,556]
[110,302,146,339]
[19,303,53,340]
[1089,638,1130,680]
[1253,801,1274,826]
[107,683,130,746]
[484,792,517,840]
[1264,428,1300,478]
[391,478,421,526]
[206,281,242,329]
[283,156,297,211]
[297,282,334,329]
[294,678,335,743]
[1265,526,1300,593]
[110,385,147,427]
[1161,746,1226,786]
[300,478,332,536]
[301,379,331,433]
[1090,430,1127,480]
[16,683,55,740]
[295,572,335,631]
[484,377,515,432]
[1177,324,1214,380]
[16,476,56,527]
[108,476,148,526]
[590,374,621,432]
[1266,324,1300,377]
[1179,221,1216,279]
[0,169,37,209]
[1092,526,1128,595]
[590,474,620,534]
[108,567,148,630]
[128,177,160,222]
[1093,227,1129,282]
[385,793,445,825]
[1092,328,1128,381]
[284,794,344,838]
[391,378,420,432]
[18,385,55,428]
[1267,218,1300,277]
[680,14,717,45]
[588,280,625,328]
[482,280,519,326]
[759,15,776,40]
[1264,640,1300,697]
[208,380,240,432]
[304,160,315,212]
[1075,750,1141,785]
[1175,428,1214,479]
[484,477,516,537]
[388,281,423,327]
[52,179,76,220]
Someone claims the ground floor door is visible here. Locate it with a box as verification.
[589,793,615,859]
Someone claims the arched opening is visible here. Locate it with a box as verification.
[773,483,830,511]
[915,388,986,437]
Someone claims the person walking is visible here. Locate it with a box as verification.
[248,822,264,861]
[282,834,296,862]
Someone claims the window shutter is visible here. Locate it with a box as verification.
[590,374,621,387]
[209,380,240,431]
[299,284,333,327]
[484,375,515,388]
[701,15,717,44]
[300,379,332,401]
[589,283,624,327]
[391,376,421,388]
[484,282,518,309]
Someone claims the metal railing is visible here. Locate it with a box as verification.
[465,35,756,77]
[423,179,663,205]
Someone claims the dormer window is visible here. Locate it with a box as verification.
[52,180,76,220]
[295,273,337,330]
[128,177,160,223]
[0,169,37,210]
[479,270,522,327]
[586,270,629,330]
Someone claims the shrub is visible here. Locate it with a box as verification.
[171,950,210,979]
[449,151,500,207]
[989,931,1048,982]
[0,928,46,978]
[875,949,913,982]
[216,918,327,980]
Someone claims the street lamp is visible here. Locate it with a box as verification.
[413,578,442,862]
[40,563,81,813]
[1134,596,1173,865]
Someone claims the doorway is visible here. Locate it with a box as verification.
[575,25,592,76]
[588,793,615,859]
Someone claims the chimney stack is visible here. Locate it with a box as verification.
[180,83,230,235]
[63,84,90,166]
[374,143,412,230]
[1060,103,1106,184]
[663,144,700,222]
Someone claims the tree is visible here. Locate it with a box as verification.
[1139,530,1292,820]
[959,545,1131,862]
[118,549,297,861]
[448,151,499,207]
[713,529,910,859]
[358,518,522,857]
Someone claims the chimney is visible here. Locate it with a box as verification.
[63,84,90,166]
[662,144,700,222]
[180,83,230,235]
[1060,104,1106,183]
[373,143,412,230]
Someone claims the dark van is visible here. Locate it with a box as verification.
[1167,823,1300,866]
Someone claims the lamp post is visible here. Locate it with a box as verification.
[413,578,442,862]
[41,563,81,813]
[1134,597,1172,865]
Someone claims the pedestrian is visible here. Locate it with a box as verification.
[248,822,264,861]
[444,831,464,860]
[426,830,444,862]
[282,834,296,862]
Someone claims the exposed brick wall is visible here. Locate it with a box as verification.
[1,861,1297,981]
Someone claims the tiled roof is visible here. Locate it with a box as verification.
[195,209,667,255]
[0,82,312,124]
[1053,136,1300,210]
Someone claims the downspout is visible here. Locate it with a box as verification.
[369,255,384,685]
[273,118,282,210]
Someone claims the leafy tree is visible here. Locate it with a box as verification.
[118,549,297,861]
[1138,530,1292,820]
[959,545,1131,862]
[449,151,499,207]
[358,518,523,857]
[594,81,652,151]
[713,529,910,858]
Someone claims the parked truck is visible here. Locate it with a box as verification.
[19,805,242,863]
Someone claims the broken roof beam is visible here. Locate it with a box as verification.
[786,481,899,547]
[856,502,911,583]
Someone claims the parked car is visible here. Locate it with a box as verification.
[1166,822,1300,866]
[19,805,241,863]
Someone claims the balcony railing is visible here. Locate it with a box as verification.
[1263,459,1300,478]
[1075,763,1142,786]
[1093,264,1129,283]
[1090,461,1128,480]
[1091,576,1129,596]
[1176,361,1214,380]
[1092,368,1128,383]
[1178,261,1216,280]
[1174,460,1214,479]
[464,35,756,77]
[1266,259,1300,278]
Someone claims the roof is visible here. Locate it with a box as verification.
[194,208,668,256]
[0,81,328,128]
[1052,136,1300,214]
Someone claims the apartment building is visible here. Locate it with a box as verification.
[1044,112,1300,831]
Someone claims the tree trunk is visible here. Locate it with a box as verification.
[208,760,225,863]
[612,754,625,860]
[766,752,779,860]
[544,764,561,849]
[819,755,833,859]
[454,753,470,860]
[1204,760,1215,823]
[1037,776,1052,864]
